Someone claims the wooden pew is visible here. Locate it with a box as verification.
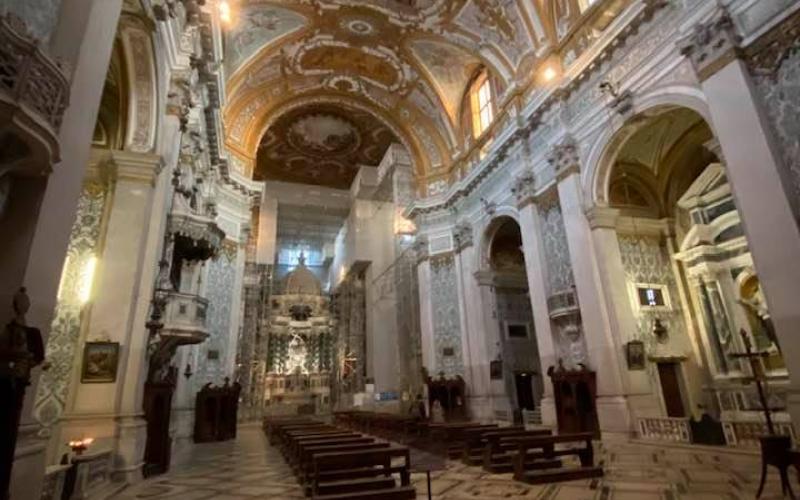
[460,426,526,465]
[512,433,603,484]
[309,447,415,500]
[282,431,358,458]
[298,442,392,485]
[482,429,553,473]
[264,419,320,445]
[439,424,500,459]
[288,435,373,466]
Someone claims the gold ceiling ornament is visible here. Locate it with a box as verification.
[222,0,555,186]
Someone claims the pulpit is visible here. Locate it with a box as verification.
[548,364,599,438]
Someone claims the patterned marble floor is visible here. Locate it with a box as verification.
[113,424,798,500]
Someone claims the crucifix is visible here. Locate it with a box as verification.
[729,328,776,434]
[730,328,795,499]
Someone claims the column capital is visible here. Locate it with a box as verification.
[585,206,620,230]
[548,137,580,182]
[413,235,429,264]
[88,149,164,186]
[679,9,742,82]
[452,221,474,253]
[512,172,537,209]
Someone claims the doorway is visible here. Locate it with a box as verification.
[143,381,175,477]
[514,371,536,411]
[657,362,686,418]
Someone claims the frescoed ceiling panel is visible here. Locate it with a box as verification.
[409,39,481,122]
[255,103,397,189]
[223,0,554,184]
[225,5,308,74]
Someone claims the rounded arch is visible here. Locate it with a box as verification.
[117,14,159,154]
[477,208,521,271]
[583,85,713,207]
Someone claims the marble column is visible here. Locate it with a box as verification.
[681,10,800,426]
[551,143,633,436]
[58,150,164,483]
[414,237,436,374]
[513,174,558,427]
[453,223,492,420]
[10,1,123,498]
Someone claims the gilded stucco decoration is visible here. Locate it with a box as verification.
[223,0,551,186]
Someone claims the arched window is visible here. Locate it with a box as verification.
[470,70,494,139]
[578,0,599,13]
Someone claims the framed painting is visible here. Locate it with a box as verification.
[81,342,120,383]
[626,340,646,371]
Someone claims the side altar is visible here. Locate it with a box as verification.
[263,257,334,416]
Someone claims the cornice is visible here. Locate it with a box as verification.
[408,0,670,218]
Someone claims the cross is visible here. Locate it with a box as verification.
[729,328,776,435]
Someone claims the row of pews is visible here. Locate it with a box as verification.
[335,411,604,485]
[263,416,417,499]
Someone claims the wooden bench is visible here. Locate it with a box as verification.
[298,442,392,484]
[282,431,358,458]
[309,447,414,500]
[512,433,603,484]
[482,429,553,473]
[441,424,500,459]
[288,436,374,467]
[460,426,526,465]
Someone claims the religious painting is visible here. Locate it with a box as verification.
[626,340,646,371]
[490,360,503,380]
[81,342,120,383]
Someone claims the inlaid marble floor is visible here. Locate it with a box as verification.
[113,424,798,500]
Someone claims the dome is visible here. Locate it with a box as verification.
[284,261,322,295]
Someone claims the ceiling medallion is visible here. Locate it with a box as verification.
[286,113,361,157]
[340,18,376,36]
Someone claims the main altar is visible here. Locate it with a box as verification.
[263,257,334,415]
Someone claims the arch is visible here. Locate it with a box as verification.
[118,15,159,154]
[583,85,713,207]
[477,209,521,271]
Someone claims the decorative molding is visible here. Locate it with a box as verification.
[548,137,580,182]
[512,172,537,209]
[679,9,742,82]
[413,235,429,264]
[452,222,474,253]
[744,6,800,79]
[585,206,620,230]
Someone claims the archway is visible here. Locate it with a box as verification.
[600,106,787,438]
[481,216,543,420]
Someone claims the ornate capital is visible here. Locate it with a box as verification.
[679,10,742,82]
[548,137,580,181]
[413,235,429,264]
[452,222,474,253]
[585,206,620,230]
[512,172,537,209]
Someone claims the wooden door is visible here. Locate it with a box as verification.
[657,362,686,418]
[514,372,536,411]
[143,381,175,477]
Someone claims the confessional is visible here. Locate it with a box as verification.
[548,365,599,439]
[194,382,242,443]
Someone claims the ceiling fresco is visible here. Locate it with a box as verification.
[223,0,555,186]
[256,103,398,189]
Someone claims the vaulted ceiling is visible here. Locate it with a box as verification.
[223,0,554,188]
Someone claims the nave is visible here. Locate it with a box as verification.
[115,422,794,500]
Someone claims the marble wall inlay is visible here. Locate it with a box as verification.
[34,185,108,427]
[429,254,464,377]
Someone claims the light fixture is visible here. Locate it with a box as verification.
[184,363,193,379]
[68,437,94,456]
[78,256,97,305]
[543,66,557,82]
[218,0,232,24]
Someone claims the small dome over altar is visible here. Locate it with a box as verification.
[284,255,322,296]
